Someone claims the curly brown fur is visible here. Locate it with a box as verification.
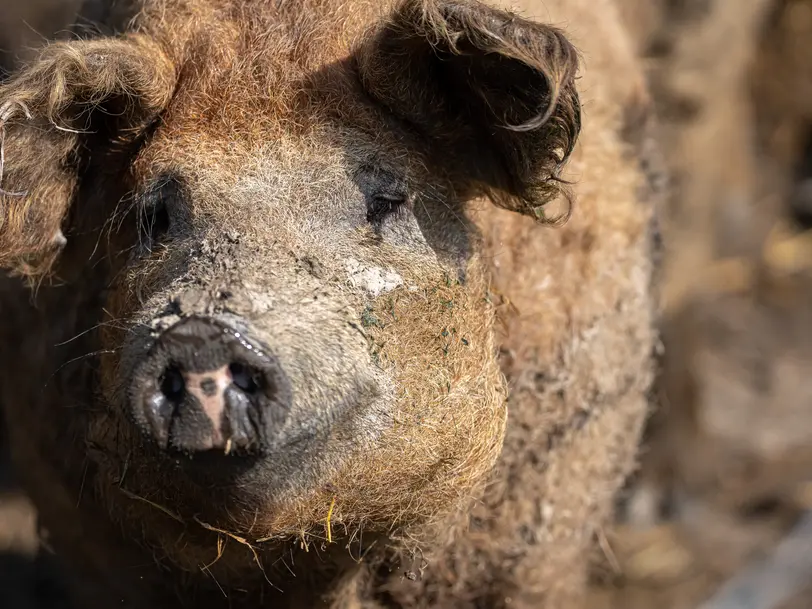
[356,0,581,222]
[0,0,657,607]
[0,34,175,276]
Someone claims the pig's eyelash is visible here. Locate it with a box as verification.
[138,197,171,251]
[366,191,409,225]
[355,164,411,226]
[137,176,184,251]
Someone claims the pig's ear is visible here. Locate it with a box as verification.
[356,0,581,222]
[0,35,176,278]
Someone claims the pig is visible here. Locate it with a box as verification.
[0,0,660,607]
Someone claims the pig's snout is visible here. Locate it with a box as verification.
[129,316,291,454]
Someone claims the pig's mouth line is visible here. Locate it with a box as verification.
[109,310,387,496]
[126,387,385,494]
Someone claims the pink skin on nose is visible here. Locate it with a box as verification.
[183,366,232,448]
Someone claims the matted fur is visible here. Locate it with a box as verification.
[356,0,581,222]
[0,34,175,276]
[0,0,658,607]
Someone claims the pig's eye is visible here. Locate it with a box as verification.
[366,192,408,225]
[137,176,183,252]
[139,199,171,250]
[355,166,411,226]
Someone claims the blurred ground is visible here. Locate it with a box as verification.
[586,1,812,608]
[1,1,812,608]
[0,413,71,608]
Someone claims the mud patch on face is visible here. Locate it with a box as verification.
[344,257,404,297]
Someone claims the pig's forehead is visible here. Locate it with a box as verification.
[138,56,416,172]
[131,0,431,173]
[136,83,426,193]
[136,124,417,195]
[156,68,376,141]
[139,0,397,144]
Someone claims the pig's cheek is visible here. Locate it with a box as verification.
[94,285,140,403]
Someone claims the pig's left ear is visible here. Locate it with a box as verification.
[0,35,176,278]
[356,0,581,222]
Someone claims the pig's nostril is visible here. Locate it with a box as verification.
[229,362,261,394]
[130,316,292,455]
[160,364,186,402]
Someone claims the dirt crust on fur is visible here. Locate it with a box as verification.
[0,1,658,607]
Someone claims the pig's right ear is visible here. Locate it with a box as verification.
[356,0,582,223]
[0,35,176,278]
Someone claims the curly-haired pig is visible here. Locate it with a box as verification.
[0,0,660,606]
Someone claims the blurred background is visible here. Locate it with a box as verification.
[1,1,811,608]
[592,1,812,608]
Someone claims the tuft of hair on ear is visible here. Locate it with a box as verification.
[0,35,176,279]
[356,0,582,225]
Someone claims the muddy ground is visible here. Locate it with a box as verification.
[1,1,812,608]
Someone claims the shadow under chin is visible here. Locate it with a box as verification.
[169,448,265,488]
[120,421,328,511]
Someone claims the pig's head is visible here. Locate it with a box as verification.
[0,0,580,572]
